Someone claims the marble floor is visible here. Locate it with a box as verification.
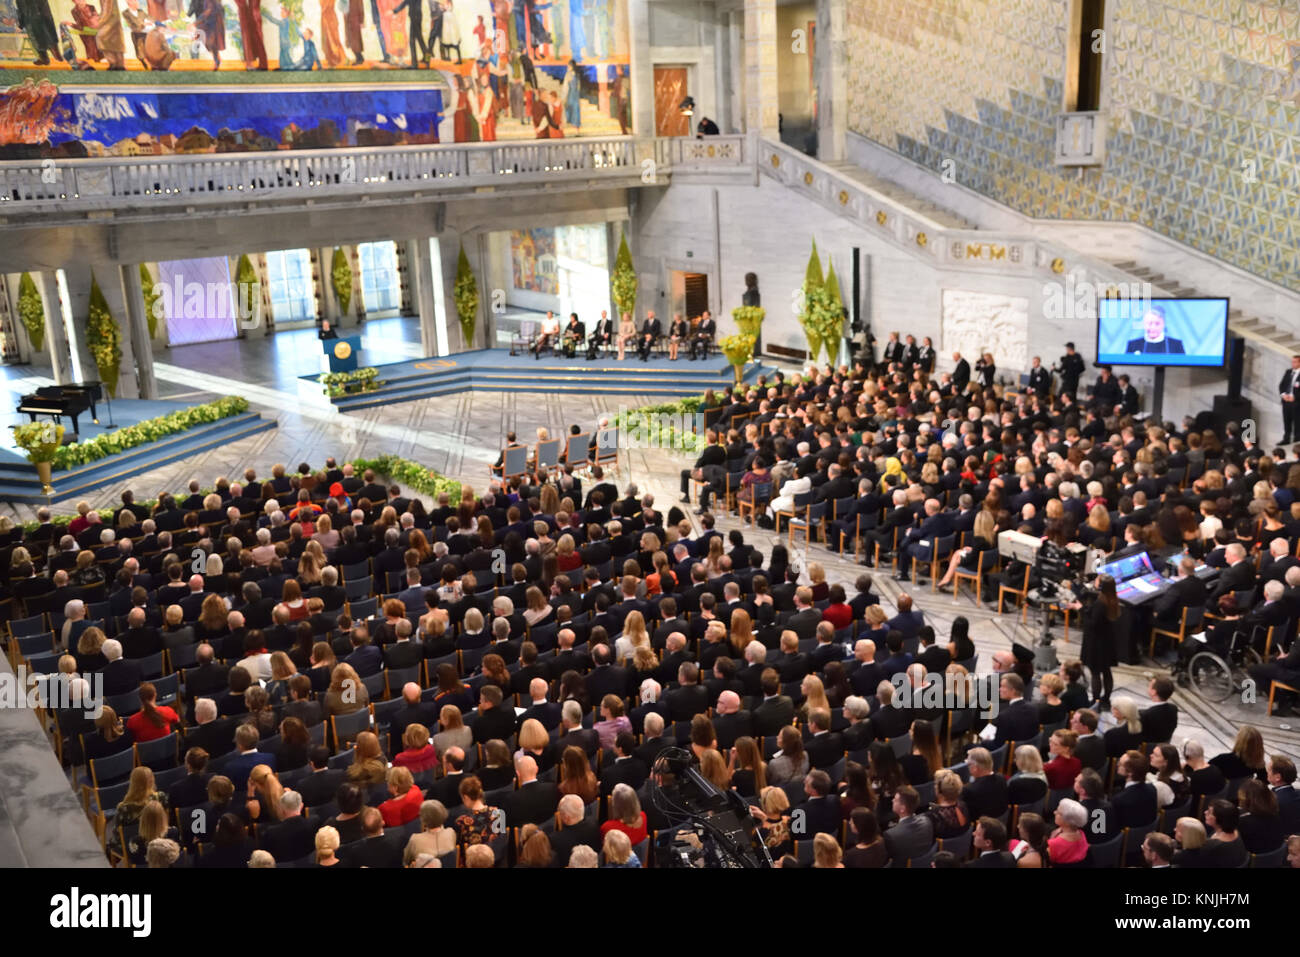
[4,323,1296,780]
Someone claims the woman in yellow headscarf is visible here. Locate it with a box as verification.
[879,456,903,494]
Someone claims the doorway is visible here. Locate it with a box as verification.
[670,271,709,323]
[654,66,690,137]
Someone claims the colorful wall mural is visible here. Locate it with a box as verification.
[845,0,1300,293]
[0,0,630,154]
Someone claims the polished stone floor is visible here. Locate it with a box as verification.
[3,320,1296,770]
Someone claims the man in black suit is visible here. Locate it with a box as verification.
[586,310,614,360]
[259,789,320,862]
[183,698,236,759]
[634,712,673,768]
[281,675,324,728]
[960,747,1009,820]
[1150,556,1208,635]
[977,674,1039,748]
[585,643,633,702]
[517,678,563,732]
[549,794,600,865]
[711,690,753,750]
[636,309,661,362]
[951,351,971,393]
[1208,543,1257,603]
[1124,306,1184,355]
[965,817,1016,867]
[382,622,423,671]
[168,747,214,809]
[1281,355,1300,443]
[550,629,592,677]
[1112,751,1159,828]
[503,755,561,827]
[599,732,648,797]
[119,607,163,660]
[552,701,599,761]
[803,708,844,770]
[688,310,716,360]
[662,661,709,722]
[1070,710,1107,772]
[883,786,935,863]
[339,807,405,868]
[779,586,821,642]
[800,770,843,836]
[752,668,795,736]
[471,685,517,744]
[1027,355,1051,397]
[1075,769,1119,844]
[100,639,143,695]
[1267,756,1300,834]
[1139,676,1178,744]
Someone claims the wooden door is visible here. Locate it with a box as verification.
[654,66,690,137]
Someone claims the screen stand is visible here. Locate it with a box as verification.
[1150,366,1165,424]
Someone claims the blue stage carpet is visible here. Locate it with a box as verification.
[0,399,194,465]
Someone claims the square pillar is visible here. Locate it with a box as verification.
[815,0,847,161]
[744,0,779,139]
[628,0,654,138]
[120,264,157,399]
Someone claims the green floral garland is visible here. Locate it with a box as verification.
[86,273,123,398]
[331,247,352,316]
[320,366,380,397]
[140,264,160,340]
[611,231,637,319]
[453,244,479,348]
[352,454,464,498]
[53,396,248,470]
[612,395,705,455]
[18,272,45,351]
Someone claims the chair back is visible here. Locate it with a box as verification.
[565,433,589,465]
[535,438,563,472]
[502,445,529,479]
[594,427,619,466]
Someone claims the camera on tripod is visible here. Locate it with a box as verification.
[1033,541,1086,600]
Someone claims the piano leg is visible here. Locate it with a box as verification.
[89,399,99,425]
[70,413,80,436]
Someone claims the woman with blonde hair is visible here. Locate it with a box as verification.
[71,548,105,587]
[379,766,424,827]
[1008,745,1049,804]
[403,800,457,863]
[699,748,730,790]
[433,705,474,756]
[75,626,109,675]
[728,608,754,655]
[394,722,438,773]
[1172,817,1208,866]
[310,513,339,550]
[937,508,997,588]
[614,610,649,663]
[704,535,725,579]
[862,604,889,643]
[296,549,324,587]
[1210,725,1267,782]
[812,831,844,868]
[347,731,388,789]
[1105,698,1144,756]
[555,533,581,573]
[807,562,828,602]
[754,786,793,857]
[324,661,369,717]
[125,799,178,866]
[522,586,553,628]
[245,764,285,824]
[516,718,553,771]
[798,674,831,723]
[195,593,228,641]
[601,828,642,868]
[110,767,167,854]
[517,825,555,868]
[314,825,342,867]
[729,736,767,796]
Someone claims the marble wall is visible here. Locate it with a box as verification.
[941,289,1029,372]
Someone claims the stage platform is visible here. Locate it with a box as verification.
[0,400,276,504]
[305,348,777,412]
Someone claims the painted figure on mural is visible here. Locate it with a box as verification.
[186,0,225,68]
[563,58,581,127]
[522,0,548,58]
[92,0,124,67]
[145,0,164,20]
[368,0,391,64]
[453,73,478,141]
[121,0,148,59]
[63,0,102,63]
[286,24,320,67]
[474,66,497,140]
[611,68,628,134]
[343,0,364,64]
[541,0,563,61]
[140,20,177,68]
[317,0,346,66]
[4,0,63,64]
[234,0,269,69]
[438,0,460,63]
[262,3,294,68]
[591,0,607,59]
[393,0,429,67]
[566,0,584,59]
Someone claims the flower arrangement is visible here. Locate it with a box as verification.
[18,272,45,351]
[52,396,248,470]
[719,332,756,384]
[352,454,464,499]
[235,254,259,330]
[320,366,380,397]
[611,231,637,319]
[86,272,123,397]
[139,264,160,339]
[797,240,845,365]
[331,247,352,316]
[453,244,479,349]
[731,305,765,338]
[10,421,64,464]
[612,395,705,454]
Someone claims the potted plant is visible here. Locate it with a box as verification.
[719,333,756,385]
[11,421,64,495]
[454,244,479,349]
[611,231,637,321]
[731,304,765,339]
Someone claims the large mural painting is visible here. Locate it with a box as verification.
[0,0,630,156]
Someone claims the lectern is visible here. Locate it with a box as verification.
[325,336,361,373]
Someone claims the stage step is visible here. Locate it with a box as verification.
[0,412,277,504]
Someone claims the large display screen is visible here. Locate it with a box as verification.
[1096,297,1228,367]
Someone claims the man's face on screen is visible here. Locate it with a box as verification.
[1143,311,1165,342]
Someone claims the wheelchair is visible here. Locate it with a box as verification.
[1175,624,1265,703]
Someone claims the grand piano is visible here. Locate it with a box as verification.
[15,381,103,436]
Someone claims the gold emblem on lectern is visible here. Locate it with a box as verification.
[334,341,352,360]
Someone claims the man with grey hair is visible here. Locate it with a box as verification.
[259,789,318,862]
[503,753,559,826]
[59,599,88,652]
[635,710,670,767]
[549,793,598,866]
[842,695,874,749]
[713,689,752,749]
[100,638,143,695]
[568,845,599,868]
[552,700,597,760]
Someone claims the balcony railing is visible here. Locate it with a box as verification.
[0,134,750,211]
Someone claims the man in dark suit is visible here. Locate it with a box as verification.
[978,674,1039,748]
[1070,710,1107,772]
[883,786,935,863]
[586,310,614,360]
[1112,751,1159,828]
[800,770,843,836]
[1139,676,1178,744]
[1281,354,1300,444]
[1075,769,1119,844]
[382,624,423,671]
[119,607,163,660]
[662,662,709,722]
[779,586,821,642]
[965,817,1016,867]
[960,748,1009,820]
[517,679,564,732]
[896,498,955,581]
[383,682,437,752]
[688,310,716,360]
[549,794,601,865]
[424,749,468,808]
[471,685,518,744]
[599,732,648,797]
[339,807,405,868]
[585,643,633,702]
[168,748,214,809]
[752,669,795,736]
[1124,306,1184,355]
[1267,756,1300,834]
[1209,543,1256,604]
[803,708,844,770]
[183,700,236,759]
[100,640,143,696]
[1150,556,1208,634]
[951,351,971,393]
[551,702,599,761]
[225,724,277,791]
[711,691,753,750]
[258,790,320,862]
[503,755,561,827]
[636,310,661,362]
[634,713,673,768]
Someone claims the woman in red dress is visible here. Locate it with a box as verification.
[475,71,497,141]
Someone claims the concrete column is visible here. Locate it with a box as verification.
[59,267,106,388]
[729,11,744,137]
[815,0,847,161]
[120,263,157,399]
[317,247,341,323]
[407,237,438,357]
[714,8,732,134]
[93,268,139,400]
[35,271,71,384]
[1,274,31,365]
[744,0,779,138]
[628,0,654,137]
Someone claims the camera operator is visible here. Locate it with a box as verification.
[1052,342,1086,400]
[1059,574,1121,710]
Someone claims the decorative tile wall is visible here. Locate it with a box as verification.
[845,0,1300,291]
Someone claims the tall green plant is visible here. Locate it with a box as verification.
[798,241,824,361]
[331,247,352,315]
[610,231,637,319]
[139,264,160,339]
[454,244,479,348]
[822,259,844,365]
[86,272,122,397]
[18,272,45,351]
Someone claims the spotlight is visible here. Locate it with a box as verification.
[678,96,695,116]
